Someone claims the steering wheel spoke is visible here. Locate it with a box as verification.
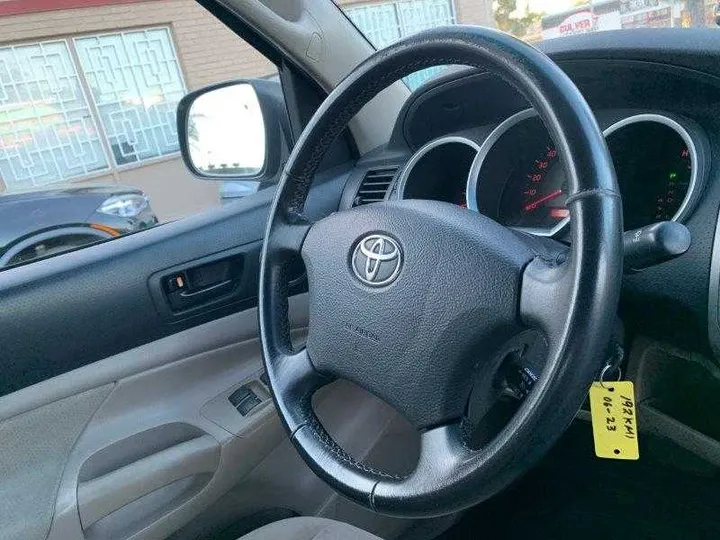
[371,420,473,517]
[520,255,574,346]
[418,420,472,471]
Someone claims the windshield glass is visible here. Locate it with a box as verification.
[336,0,720,89]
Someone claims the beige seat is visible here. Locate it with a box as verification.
[238,517,383,540]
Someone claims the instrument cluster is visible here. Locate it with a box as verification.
[397,110,707,235]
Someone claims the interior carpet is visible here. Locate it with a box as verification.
[440,422,720,540]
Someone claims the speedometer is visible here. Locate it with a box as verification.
[467,110,570,235]
[498,144,569,230]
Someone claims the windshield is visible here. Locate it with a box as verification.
[336,0,720,89]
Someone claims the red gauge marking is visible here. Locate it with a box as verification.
[523,189,563,212]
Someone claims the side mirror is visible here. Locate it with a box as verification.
[177,80,287,181]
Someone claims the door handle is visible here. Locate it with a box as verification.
[179,279,233,298]
[149,244,262,320]
[161,255,244,312]
[169,278,235,310]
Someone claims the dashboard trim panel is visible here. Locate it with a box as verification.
[343,38,720,359]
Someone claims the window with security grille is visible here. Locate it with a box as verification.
[0,40,109,190]
[75,28,186,166]
[0,26,187,190]
[343,0,456,89]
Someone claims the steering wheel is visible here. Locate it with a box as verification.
[259,26,622,517]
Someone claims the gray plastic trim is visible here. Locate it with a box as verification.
[0,385,112,540]
[0,295,305,540]
[4,291,418,540]
[638,404,720,468]
[46,323,290,540]
[710,207,720,358]
[219,0,409,154]
[77,435,220,529]
[201,379,272,436]
[625,336,720,467]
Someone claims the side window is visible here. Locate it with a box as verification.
[0,1,277,270]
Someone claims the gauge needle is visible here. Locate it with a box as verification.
[524,189,563,212]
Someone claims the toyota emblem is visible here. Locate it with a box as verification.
[351,234,402,287]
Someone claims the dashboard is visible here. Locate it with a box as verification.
[339,35,720,357]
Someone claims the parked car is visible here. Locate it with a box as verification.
[0,184,158,268]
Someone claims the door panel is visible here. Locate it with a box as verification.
[0,385,112,540]
[0,2,411,538]
[76,434,221,532]
[0,292,419,540]
[0,296,306,540]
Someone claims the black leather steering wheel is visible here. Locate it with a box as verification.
[259,26,622,517]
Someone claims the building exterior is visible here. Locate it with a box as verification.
[0,0,277,221]
[541,0,719,40]
[541,1,623,39]
[0,0,493,222]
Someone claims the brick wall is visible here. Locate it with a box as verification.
[0,0,275,91]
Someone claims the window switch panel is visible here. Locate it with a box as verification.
[228,386,252,407]
[236,393,262,416]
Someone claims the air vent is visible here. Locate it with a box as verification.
[353,167,398,206]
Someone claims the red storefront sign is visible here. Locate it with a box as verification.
[0,0,149,17]
[557,11,598,35]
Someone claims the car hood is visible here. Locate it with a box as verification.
[0,184,144,250]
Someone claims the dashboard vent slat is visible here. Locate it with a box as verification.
[353,167,398,206]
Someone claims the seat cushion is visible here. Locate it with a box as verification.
[238,517,383,540]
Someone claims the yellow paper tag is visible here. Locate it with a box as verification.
[589,381,639,460]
